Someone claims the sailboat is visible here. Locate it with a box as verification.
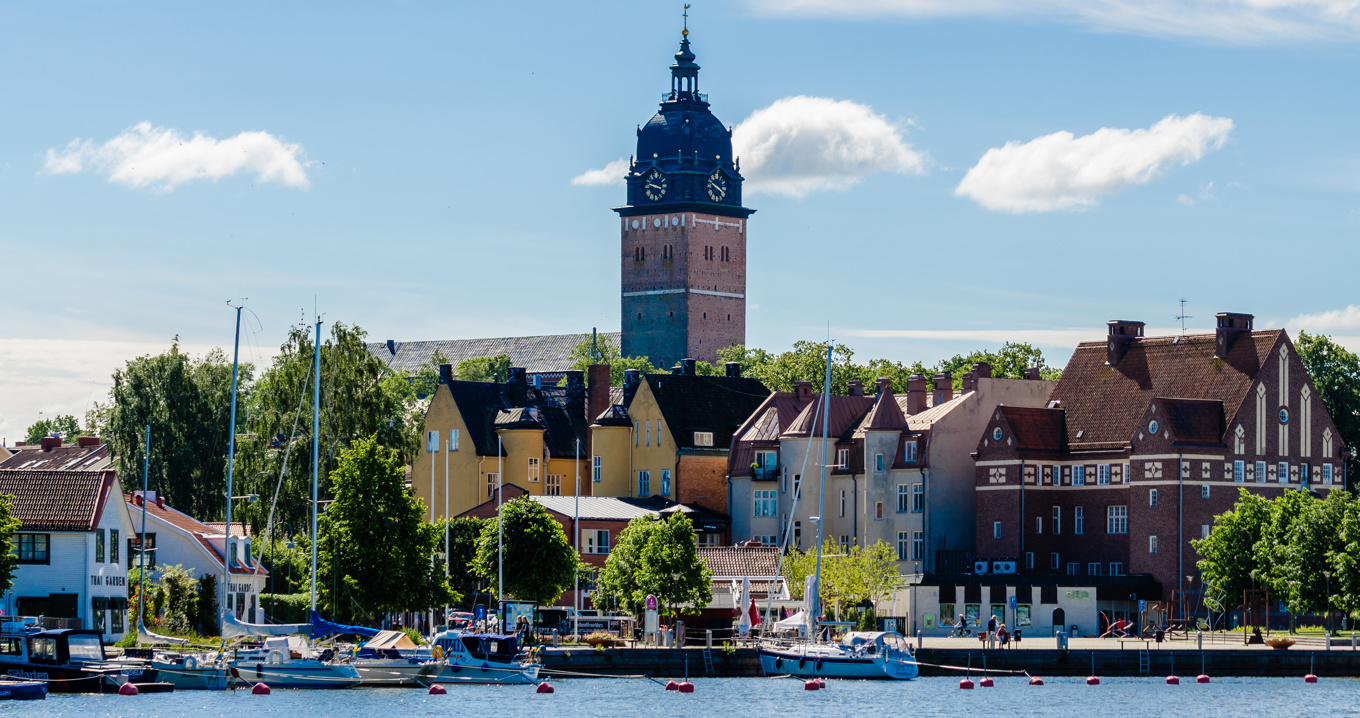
[755,344,919,681]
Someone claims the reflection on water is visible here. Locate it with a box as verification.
[24,676,1360,718]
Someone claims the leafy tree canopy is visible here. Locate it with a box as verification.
[457,354,512,383]
[782,540,901,610]
[24,414,85,444]
[0,495,21,595]
[1295,332,1360,481]
[471,497,579,605]
[568,335,656,386]
[596,513,712,617]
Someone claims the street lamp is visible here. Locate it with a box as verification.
[1323,570,1332,637]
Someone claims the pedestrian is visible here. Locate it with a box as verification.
[954,613,967,637]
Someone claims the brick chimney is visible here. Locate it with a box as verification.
[681,358,697,376]
[725,362,742,378]
[155,496,165,509]
[1215,312,1254,359]
[961,373,976,394]
[1106,319,1145,366]
[587,364,611,422]
[564,370,586,423]
[40,437,61,451]
[438,363,453,385]
[932,373,953,406]
[847,379,864,396]
[907,374,927,415]
[77,436,100,447]
[875,377,892,395]
[1024,367,1042,381]
[973,362,992,378]
[794,381,814,402]
[385,339,397,356]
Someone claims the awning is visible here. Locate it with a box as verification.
[310,610,380,638]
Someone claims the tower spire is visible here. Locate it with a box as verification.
[670,5,700,101]
[683,3,689,37]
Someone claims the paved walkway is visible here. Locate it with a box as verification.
[919,634,1360,652]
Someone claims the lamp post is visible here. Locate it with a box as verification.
[1186,575,1196,630]
[1324,570,1332,637]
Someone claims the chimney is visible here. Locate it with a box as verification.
[623,368,641,393]
[973,362,992,379]
[77,436,100,447]
[725,362,742,378]
[385,339,397,356]
[507,367,529,404]
[875,377,892,395]
[670,365,683,375]
[961,373,976,394]
[1215,312,1254,359]
[564,370,586,422]
[155,496,165,509]
[438,363,453,385]
[847,379,864,396]
[1106,319,1145,366]
[133,494,143,507]
[587,364,611,423]
[1024,367,1042,381]
[907,374,927,415]
[933,373,953,406]
[681,358,697,376]
[40,437,61,451]
[794,381,814,401]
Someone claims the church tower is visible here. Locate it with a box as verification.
[615,19,753,370]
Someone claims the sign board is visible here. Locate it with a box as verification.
[503,601,535,631]
[1063,590,1091,600]
[883,618,898,633]
[1139,600,1146,614]
[1009,596,1017,611]
[645,594,658,611]
[474,605,486,621]
[644,610,658,636]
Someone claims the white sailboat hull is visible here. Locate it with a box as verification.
[758,646,918,680]
[231,659,362,689]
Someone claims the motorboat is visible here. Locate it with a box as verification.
[0,621,173,693]
[147,650,235,690]
[758,631,918,680]
[346,630,441,686]
[232,636,361,689]
[0,677,47,700]
[429,631,540,684]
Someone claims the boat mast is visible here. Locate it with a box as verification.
[222,302,243,638]
[497,435,503,623]
[138,424,150,633]
[310,314,322,613]
[811,342,832,639]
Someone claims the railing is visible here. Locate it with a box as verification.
[661,92,709,103]
[752,467,777,481]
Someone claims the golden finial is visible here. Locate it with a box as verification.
[683,4,690,37]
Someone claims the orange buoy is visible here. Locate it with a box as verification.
[536,682,555,693]
[803,679,820,691]
[1305,674,1318,683]
[118,682,139,696]
[252,682,271,695]
[1086,676,1101,685]
[1196,675,1210,684]
[428,684,447,695]
[665,680,679,691]
[1028,677,1044,686]
[1166,676,1180,685]
[980,677,994,688]
[678,681,694,693]
[959,678,974,689]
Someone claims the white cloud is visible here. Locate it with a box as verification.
[749,0,1360,44]
[43,122,309,192]
[732,96,926,198]
[955,113,1233,213]
[571,157,631,186]
[1287,305,1360,352]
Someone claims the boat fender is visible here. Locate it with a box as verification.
[815,660,823,672]
[432,646,444,661]
[798,657,806,669]
[267,650,285,665]
[774,657,782,670]
[184,656,198,671]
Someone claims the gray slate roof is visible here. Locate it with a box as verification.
[370,332,622,375]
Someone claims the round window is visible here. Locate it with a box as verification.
[992,427,1003,441]
[1279,408,1290,424]
[1148,420,1159,435]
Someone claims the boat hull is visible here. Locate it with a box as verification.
[152,661,234,691]
[353,660,441,687]
[232,661,362,689]
[431,660,540,685]
[0,680,47,700]
[757,648,918,680]
[0,659,126,693]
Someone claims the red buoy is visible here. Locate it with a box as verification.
[118,682,139,696]
[252,682,271,695]
[980,677,994,688]
[1305,674,1318,684]
[803,679,820,691]
[816,679,826,689]
[1196,674,1211,684]
[678,681,695,693]
[1086,676,1101,685]
[959,678,974,689]
[665,680,679,691]
[1028,677,1044,686]
[1166,675,1180,685]
[536,682,555,693]
[428,684,447,695]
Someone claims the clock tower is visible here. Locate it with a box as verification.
[615,21,754,370]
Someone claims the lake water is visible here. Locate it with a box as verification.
[18,677,1359,717]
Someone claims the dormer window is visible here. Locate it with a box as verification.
[694,431,714,447]
[903,441,917,462]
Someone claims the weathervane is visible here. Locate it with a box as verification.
[1175,298,1193,334]
[683,4,690,37]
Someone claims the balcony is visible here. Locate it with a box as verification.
[752,466,778,481]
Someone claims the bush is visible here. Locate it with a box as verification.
[198,574,219,636]
[261,592,310,624]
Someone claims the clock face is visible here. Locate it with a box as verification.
[706,170,728,201]
[643,169,668,201]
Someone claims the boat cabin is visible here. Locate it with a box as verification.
[0,622,106,665]
[434,633,519,663]
[838,631,911,657]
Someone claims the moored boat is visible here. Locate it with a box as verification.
[348,630,440,686]
[231,636,361,689]
[0,677,47,700]
[758,631,918,680]
[0,622,173,693]
[429,631,539,685]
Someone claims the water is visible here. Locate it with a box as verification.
[14,677,1358,717]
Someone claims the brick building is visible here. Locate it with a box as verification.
[973,313,1348,610]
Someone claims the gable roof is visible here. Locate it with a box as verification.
[125,494,265,575]
[1052,330,1279,449]
[0,443,110,472]
[698,546,780,577]
[856,389,908,436]
[998,406,1068,453]
[371,332,620,376]
[0,470,118,531]
[445,380,587,459]
[782,394,874,440]
[642,373,771,451]
[728,391,815,478]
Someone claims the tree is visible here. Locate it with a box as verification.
[471,497,578,605]
[0,496,21,595]
[318,435,455,621]
[1284,489,1348,617]
[595,514,662,615]
[1193,489,1271,612]
[1331,494,1360,619]
[1296,332,1360,484]
[198,574,219,636]
[596,514,712,617]
[443,517,487,608]
[568,335,656,386]
[456,354,512,383]
[100,341,244,521]
[781,540,899,613]
[24,414,84,444]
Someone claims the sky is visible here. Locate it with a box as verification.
[1,1,1359,442]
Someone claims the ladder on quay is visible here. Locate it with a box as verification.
[1138,649,1150,675]
[702,646,715,677]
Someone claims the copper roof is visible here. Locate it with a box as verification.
[728,391,815,478]
[0,470,118,531]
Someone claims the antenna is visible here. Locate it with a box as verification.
[1175,298,1193,334]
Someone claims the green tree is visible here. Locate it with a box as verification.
[456,354,512,383]
[442,517,487,608]
[318,435,456,621]
[1330,494,1360,619]
[198,574,219,636]
[1284,489,1348,618]
[932,342,1062,389]
[1193,489,1271,613]
[1296,332,1360,484]
[0,496,21,595]
[568,335,656,386]
[596,514,712,617]
[471,497,578,605]
[101,341,244,521]
[158,564,200,635]
[24,414,84,444]
[595,514,662,615]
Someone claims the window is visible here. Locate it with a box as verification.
[993,521,1002,539]
[527,457,540,482]
[0,637,21,655]
[897,532,910,561]
[1301,463,1310,488]
[753,490,776,518]
[1050,552,1060,570]
[693,431,714,447]
[1202,524,1210,539]
[836,448,849,468]
[912,483,924,513]
[793,475,802,500]
[1110,562,1124,576]
[1234,460,1245,482]
[634,422,639,447]
[646,420,651,446]
[875,502,884,520]
[904,441,917,462]
[131,533,155,568]
[449,429,459,451]
[545,474,562,496]
[1278,462,1289,484]
[637,470,650,496]
[911,531,924,561]
[585,529,610,554]
[110,529,119,564]
[1036,516,1043,535]
[1324,464,1334,485]
[1202,484,1211,499]
[1066,563,1079,576]
[660,469,671,495]
[875,454,884,472]
[1108,505,1128,534]
[754,535,776,546]
[96,529,105,563]
[839,535,851,552]
[1072,466,1085,486]
[486,473,497,498]
[1098,464,1111,485]
[593,456,602,482]
[793,521,802,548]
[1149,535,1158,554]
[840,490,846,517]
[17,534,49,563]
[1256,460,1267,483]
[1051,506,1061,535]
[1025,552,1034,569]
[1088,562,1101,576]
[754,451,777,479]
[897,484,910,513]
[1149,488,1158,507]
[1074,506,1084,535]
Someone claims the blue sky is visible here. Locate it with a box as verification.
[2,1,1359,441]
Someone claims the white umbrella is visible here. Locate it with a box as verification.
[737,577,752,636]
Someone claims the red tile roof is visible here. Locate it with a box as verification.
[999,406,1068,452]
[1154,397,1225,447]
[125,495,266,575]
[0,470,118,531]
[698,545,781,577]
